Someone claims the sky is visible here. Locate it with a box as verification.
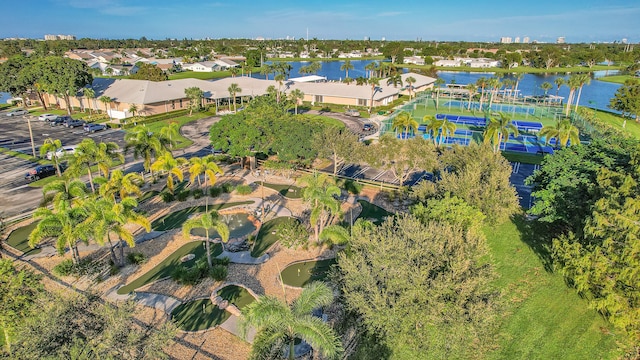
[2,0,638,43]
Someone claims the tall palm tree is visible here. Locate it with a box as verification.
[230,67,239,78]
[391,111,418,137]
[274,74,285,103]
[124,125,171,177]
[300,172,341,244]
[40,138,64,177]
[487,77,502,108]
[475,77,489,110]
[367,77,380,114]
[340,59,354,79]
[159,122,180,150]
[68,138,101,193]
[565,75,581,116]
[364,61,378,78]
[573,74,592,112]
[288,89,305,115]
[465,83,477,110]
[83,88,95,115]
[182,211,229,267]
[539,119,580,148]
[386,74,403,88]
[436,118,457,147]
[128,104,138,117]
[96,169,144,202]
[95,141,123,178]
[151,151,187,194]
[241,282,343,360]
[99,95,112,120]
[540,82,553,104]
[40,178,88,210]
[554,77,565,97]
[433,78,445,110]
[512,73,524,102]
[189,155,223,212]
[405,76,417,99]
[423,115,441,145]
[228,83,242,112]
[483,112,519,153]
[29,203,89,264]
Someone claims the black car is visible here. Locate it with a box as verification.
[25,165,57,181]
[50,115,73,126]
[64,119,86,128]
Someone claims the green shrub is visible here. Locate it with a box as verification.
[234,184,253,195]
[126,252,147,265]
[109,264,120,276]
[221,183,233,193]
[211,256,230,266]
[192,188,204,199]
[160,191,175,203]
[53,258,97,277]
[176,190,190,202]
[53,259,76,276]
[210,186,223,197]
[341,179,363,195]
[209,264,228,281]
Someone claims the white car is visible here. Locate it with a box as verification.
[46,146,77,160]
[6,109,28,117]
[38,113,58,121]
[345,109,361,117]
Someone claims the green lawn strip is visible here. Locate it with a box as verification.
[486,216,621,359]
[301,114,348,127]
[28,109,70,117]
[593,109,640,139]
[168,71,235,81]
[403,64,622,74]
[251,216,297,257]
[217,285,256,310]
[117,241,223,295]
[501,152,544,165]
[356,200,393,225]
[5,222,41,255]
[262,182,303,199]
[129,112,212,149]
[171,298,230,331]
[597,75,636,84]
[0,147,41,163]
[280,258,338,288]
[151,201,253,231]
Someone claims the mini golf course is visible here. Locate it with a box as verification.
[117,241,222,295]
[280,258,337,288]
[250,216,298,257]
[171,285,256,331]
[191,212,256,239]
[151,201,253,231]
[262,182,303,199]
[5,222,41,255]
[357,200,393,225]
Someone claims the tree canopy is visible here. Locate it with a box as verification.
[130,63,167,81]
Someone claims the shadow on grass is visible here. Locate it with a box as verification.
[171,298,230,331]
[512,214,556,272]
[117,241,222,295]
[280,258,338,288]
[251,217,297,258]
[262,182,303,199]
[5,222,42,256]
[356,200,393,225]
[217,285,256,310]
[151,201,253,231]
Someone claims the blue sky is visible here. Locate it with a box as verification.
[3,0,638,42]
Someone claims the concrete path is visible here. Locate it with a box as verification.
[219,314,256,343]
[133,291,183,314]
[217,250,269,264]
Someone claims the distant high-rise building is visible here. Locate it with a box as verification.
[500,37,512,44]
[514,37,520,43]
[622,38,629,44]
[381,37,386,42]
[364,36,370,41]
[557,37,566,44]
[523,36,530,44]
[44,34,76,40]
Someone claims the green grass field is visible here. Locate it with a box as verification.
[168,71,235,81]
[262,182,303,199]
[486,216,622,359]
[217,284,256,309]
[171,298,231,331]
[598,75,637,84]
[280,258,337,287]
[250,216,297,257]
[150,202,252,231]
[301,114,347,128]
[4,222,41,255]
[593,109,640,139]
[117,241,223,295]
[357,200,393,225]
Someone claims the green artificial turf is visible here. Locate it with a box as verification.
[117,241,222,295]
[217,285,256,310]
[150,201,253,231]
[261,182,303,199]
[356,200,394,225]
[171,298,230,331]
[485,215,622,359]
[280,258,338,288]
[250,216,297,257]
[4,222,41,255]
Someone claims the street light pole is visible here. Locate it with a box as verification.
[26,116,36,158]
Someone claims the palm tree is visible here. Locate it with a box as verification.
[151,151,187,194]
[405,76,417,99]
[83,88,95,115]
[40,178,88,210]
[512,73,524,102]
[391,111,418,138]
[128,104,138,117]
[367,77,380,114]
[124,125,171,177]
[573,74,592,112]
[99,95,112,120]
[487,77,502,108]
[386,74,403,88]
[228,83,242,112]
[68,138,101,193]
[182,211,229,267]
[288,89,304,115]
[539,119,580,148]
[96,169,144,202]
[300,172,341,244]
[40,138,64,177]
[423,115,441,145]
[554,77,565,97]
[259,64,272,80]
[465,83,477,111]
[540,82,553,104]
[274,74,285,103]
[189,155,223,212]
[95,141,124,178]
[241,282,343,360]
[433,78,445,110]
[364,61,378,78]
[340,59,354,79]
[159,122,180,150]
[436,118,457,147]
[483,112,519,153]
[475,77,489,110]
[565,75,581,116]
[29,203,89,264]
[230,67,239,78]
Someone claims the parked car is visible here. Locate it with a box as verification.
[83,123,107,133]
[6,109,28,117]
[38,113,58,121]
[50,115,72,126]
[362,123,374,132]
[25,165,57,181]
[45,146,77,160]
[345,109,360,117]
[64,119,86,128]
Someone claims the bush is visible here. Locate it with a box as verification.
[209,264,228,281]
[192,188,204,199]
[341,179,363,195]
[211,256,230,266]
[53,258,97,277]
[53,259,76,276]
[176,190,190,202]
[209,186,222,198]
[234,184,253,195]
[221,183,233,193]
[126,252,147,265]
[160,191,175,203]
[109,264,120,276]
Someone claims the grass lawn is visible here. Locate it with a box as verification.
[501,152,545,165]
[151,201,253,231]
[171,298,230,331]
[593,109,640,139]
[404,64,623,74]
[280,258,337,288]
[301,114,347,127]
[262,182,303,199]
[217,284,256,309]
[117,240,223,295]
[168,71,234,81]
[0,147,40,163]
[357,200,393,225]
[486,216,622,359]
[137,111,212,149]
[5,221,41,255]
[598,75,637,84]
[251,216,297,257]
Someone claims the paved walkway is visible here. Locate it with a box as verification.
[133,291,183,314]
[219,314,256,343]
[217,250,269,264]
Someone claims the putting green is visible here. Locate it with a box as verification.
[5,222,41,255]
[117,241,222,295]
[151,201,253,231]
[280,258,337,288]
[357,200,393,225]
[262,182,303,199]
[250,217,298,257]
[171,285,256,332]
